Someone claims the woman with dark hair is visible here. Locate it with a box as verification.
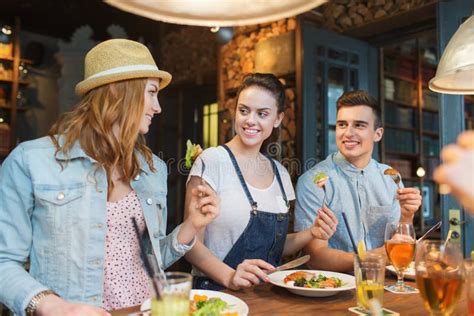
[0,39,219,315]
[185,73,338,291]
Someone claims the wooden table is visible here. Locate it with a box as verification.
[112,279,468,315]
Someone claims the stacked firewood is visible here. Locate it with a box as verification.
[161,26,217,84]
[321,0,436,32]
[220,18,296,91]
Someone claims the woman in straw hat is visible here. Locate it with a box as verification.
[0,39,219,315]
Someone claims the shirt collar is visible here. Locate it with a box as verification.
[53,135,150,175]
[54,136,92,161]
[333,151,377,175]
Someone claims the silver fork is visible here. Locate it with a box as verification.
[200,158,206,197]
[390,173,401,189]
[321,185,327,208]
[200,158,206,182]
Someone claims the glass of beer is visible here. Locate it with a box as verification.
[354,253,386,312]
[151,272,192,316]
[415,240,464,316]
[384,222,416,292]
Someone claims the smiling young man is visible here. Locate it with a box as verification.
[294,90,422,272]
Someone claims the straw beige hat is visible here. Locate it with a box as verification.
[75,39,172,96]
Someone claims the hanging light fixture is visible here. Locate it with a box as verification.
[105,0,327,27]
[429,15,474,95]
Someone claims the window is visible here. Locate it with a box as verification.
[203,102,218,148]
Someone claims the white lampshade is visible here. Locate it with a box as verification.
[105,0,327,27]
[429,15,474,95]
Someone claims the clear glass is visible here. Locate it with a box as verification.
[415,240,464,316]
[354,253,386,312]
[151,272,192,316]
[465,259,474,316]
[384,222,416,292]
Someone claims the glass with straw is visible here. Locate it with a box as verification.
[342,213,385,313]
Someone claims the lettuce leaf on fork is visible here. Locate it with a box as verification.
[185,139,203,169]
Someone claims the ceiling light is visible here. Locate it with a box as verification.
[416,167,426,178]
[1,25,12,35]
[429,15,474,95]
[105,0,327,27]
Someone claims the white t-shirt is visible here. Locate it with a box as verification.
[187,146,295,271]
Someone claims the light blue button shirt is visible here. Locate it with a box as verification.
[295,152,401,252]
[0,136,193,315]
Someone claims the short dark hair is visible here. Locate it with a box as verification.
[236,73,285,113]
[336,90,382,128]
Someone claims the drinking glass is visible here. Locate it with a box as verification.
[384,222,416,292]
[415,240,464,316]
[354,253,386,312]
[151,272,192,316]
[465,259,474,316]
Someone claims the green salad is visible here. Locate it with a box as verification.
[293,274,343,289]
[193,297,228,316]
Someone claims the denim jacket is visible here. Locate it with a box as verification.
[0,136,191,315]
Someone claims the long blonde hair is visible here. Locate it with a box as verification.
[48,78,155,196]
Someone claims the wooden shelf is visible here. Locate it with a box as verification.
[385,124,416,132]
[0,57,32,64]
[422,106,438,113]
[1,17,29,152]
[385,98,416,108]
[385,151,419,158]
[384,51,416,62]
[0,105,30,112]
[422,131,439,137]
[384,72,417,83]
[0,56,14,62]
[21,58,33,65]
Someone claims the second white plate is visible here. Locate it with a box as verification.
[141,289,249,315]
[268,269,355,297]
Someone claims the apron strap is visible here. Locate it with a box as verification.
[221,144,258,211]
[265,155,289,208]
[221,145,289,211]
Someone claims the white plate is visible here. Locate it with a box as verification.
[141,289,249,316]
[268,269,356,297]
[386,262,416,280]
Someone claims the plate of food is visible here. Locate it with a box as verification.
[268,270,355,297]
[141,289,249,316]
[386,262,416,280]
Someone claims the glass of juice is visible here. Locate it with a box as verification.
[384,222,416,292]
[465,259,474,316]
[415,240,464,316]
[151,272,192,316]
[354,252,386,313]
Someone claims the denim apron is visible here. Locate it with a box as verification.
[194,144,289,290]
